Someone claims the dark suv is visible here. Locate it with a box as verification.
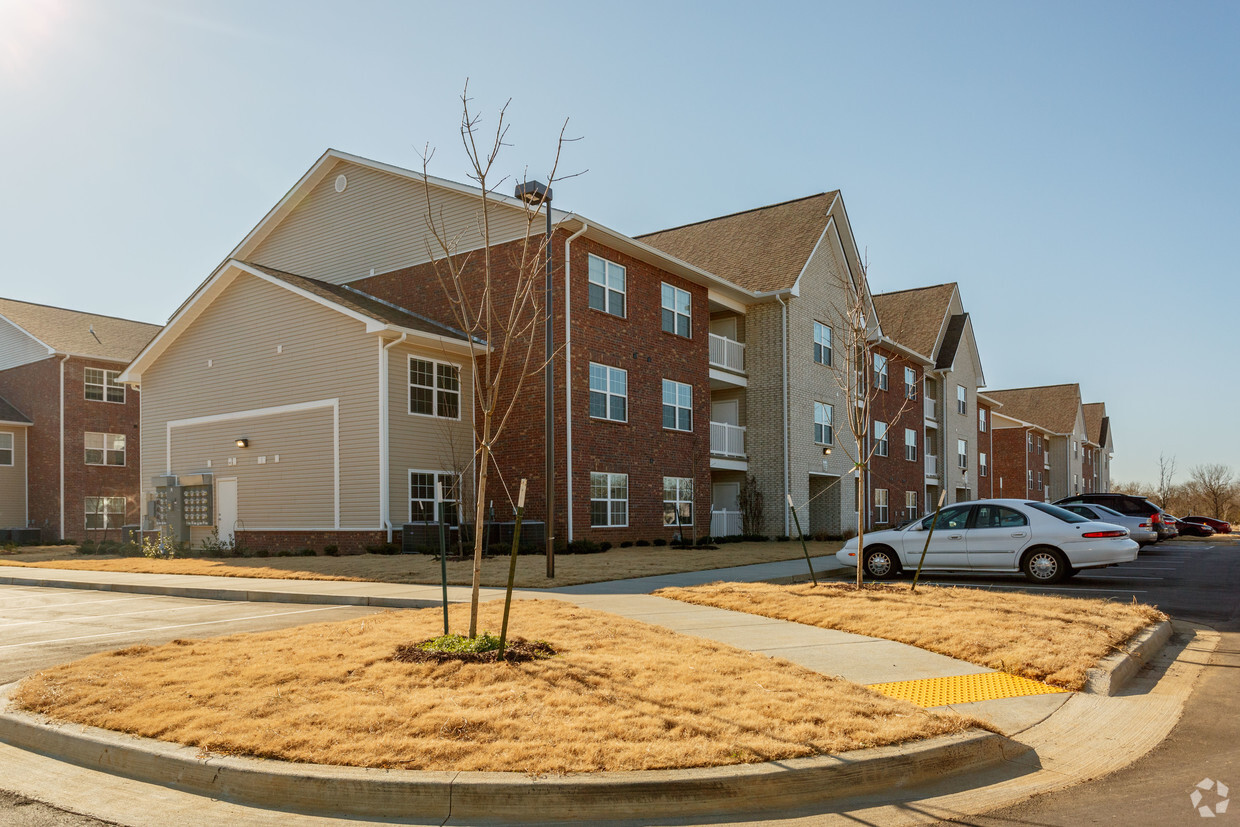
[1054,493,1177,541]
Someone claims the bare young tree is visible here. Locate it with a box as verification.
[1188,463,1236,520]
[1156,452,1177,508]
[419,86,575,638]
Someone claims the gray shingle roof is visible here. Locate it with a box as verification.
[871,284,957,361]
[985,384,1082,435]
[0,395,31,425]
[0,298,161,363]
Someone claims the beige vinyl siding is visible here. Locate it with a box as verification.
[0,428,26,527]
[141,272,381,531]
[387,341,475,525]
[250,160,534,285]
[710,387,747,427]
[0,318,50,372]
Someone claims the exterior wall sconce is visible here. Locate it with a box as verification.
[822,446,832,456]
[235,438,250,448]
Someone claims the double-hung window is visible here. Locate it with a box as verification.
[589,363,627,422]
[85,432,125,466]
[904,367,917,400]
[812,322,832,366]
[980,451,988,477]
[956,385,967,415]
[873,489,889,524]
[0,432,12,466]
[662,476,693,527]
[979,409,987,432]
[813,402,833,445]
[409,358,460,419]
[662,379,692,431]
[904,428,917,462]
[409,471,459,524]
[1037,470,1044,489]
[1026,432,1033,452]
[905,491,918,520]
[874,354,888,391]
[588,254,626,317]
[85,368,124,403]
[874,421,888,457]
[661,283,691,337]
[590,472,628,527]
[1027,469,1034,489]
[85,497,125,530]
[957,438,968,470]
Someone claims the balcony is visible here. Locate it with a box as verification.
[925,398,938,422]
[708,333,746,385]
[925,454,938,477]
[710,509,742,538]
[710,421,746,457]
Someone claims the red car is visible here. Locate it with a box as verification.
[1183,515,1232,534]
[1168,516,1215,537]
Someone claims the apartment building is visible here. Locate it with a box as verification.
[1083,402,1113,493]
[985,384,1104,501]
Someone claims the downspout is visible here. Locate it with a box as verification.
[775,293,790,536]
[563,220,588,543]
[379,333,407,541]
[58,353,69,540]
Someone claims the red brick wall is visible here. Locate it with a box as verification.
[977,402,993,498]
[237,529,386,555]
[0,358,59,535]
[1082,446,1095,493]
[867,347,925,526]
[993,428,1036,500]
[352,232,712,544]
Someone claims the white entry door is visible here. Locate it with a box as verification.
[217,478,238,544]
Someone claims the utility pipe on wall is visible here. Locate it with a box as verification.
[379,332,407,541]
[562,220,588,543]
[58,353,69,540]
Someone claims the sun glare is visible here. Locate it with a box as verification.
[0,0,70,77]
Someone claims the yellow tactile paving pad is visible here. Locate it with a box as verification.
[866,672,1070,707]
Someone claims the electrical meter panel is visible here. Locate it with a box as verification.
[181,485,214,527]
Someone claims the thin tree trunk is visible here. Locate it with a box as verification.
[468,418,492,639]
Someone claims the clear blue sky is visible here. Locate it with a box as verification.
[2,0,1236,485]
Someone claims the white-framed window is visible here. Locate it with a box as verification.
[409,357,460,419]
[85,432,125,466]
[1037,470,1044,488]
[904,428,917,462]
[904,367,917,400]
[590,472,628,527]
[874,354,888,391]
[956,384,967,415]
[980,451,988,477]
[905,490,918,520]
[662,476,693,527]
[661,283,691,338]
[1027,469,1033,489]
[1073,440,1079,458]
[1073,473,1079,492]
[812,322,832,366]
[979,409,987,432]
[1026,432,1032,452]
[874,421,888,457]
[85,496,125,530]
[588,254,626,317]
[662,379,692,431]
[409,471,459,524]
[957,438,968,469]
[813,401,833,445]
[873,488,889,524]
[0,432,12,466]
[589,363,628,422]
[85,368,124,403]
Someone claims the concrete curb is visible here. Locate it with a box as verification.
[0,686,1023,822]
[1084,619,1173,696]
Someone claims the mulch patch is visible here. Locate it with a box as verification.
[392,638,557,664]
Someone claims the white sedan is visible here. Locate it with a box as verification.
[837,499,1139,584]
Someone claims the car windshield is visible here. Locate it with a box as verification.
[1026,502,1089,524]
[1093,504,1127,519]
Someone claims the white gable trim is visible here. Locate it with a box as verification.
[0,314,55,356]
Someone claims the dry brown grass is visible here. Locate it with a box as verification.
[12,599,978,774]
[0,540,840,588]
[654,583,1167,691]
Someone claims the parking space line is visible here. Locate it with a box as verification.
[0,594,165,611]
[0,605,356,650]
[0,601,250,629]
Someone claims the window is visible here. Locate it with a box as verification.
[979,409,987,432]
[873,489,889,524]
[661,379,692,431]
[979,451,988,477]
[1026,432,1032,452]
[904,367,917,400]
[1027,469,1033,489]
[1037,470,1044,489]
[874,421,888,457]
[663,476,693,527]
[409,357,460,419]
[813,402,833,445]
[409,471,459,524]
[1073,473,1079,492]
[85,432,125,466]
[956,385,967,415]
[905,428,917,461]
[957,438,968,469]
[812,322,832,366]
[0,432,12,466]
[1073,440,1079,458]
[589,363,628,422]
[974,504,1028,528]
[660,283,691,337]
[874,354,888,390]
[588,254,626,317]
[917,505,971,531]
[590,472,628,527]
[85,368,124,403]
[85,496,125,530]
[905,491,918,520]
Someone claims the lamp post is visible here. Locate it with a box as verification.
[515,180,555,577]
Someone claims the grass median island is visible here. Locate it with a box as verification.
[654,582,1167,690]
[0,540,842,588]
[11,599,979,774]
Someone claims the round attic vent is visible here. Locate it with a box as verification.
[334,174,348,193]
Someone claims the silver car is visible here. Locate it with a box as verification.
[1059,503,1157,546]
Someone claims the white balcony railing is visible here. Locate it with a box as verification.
[710,509,743,538]
[708,333,746,373]
[710,421,747,457]
[925,398,938,420]
[926,454,938,476]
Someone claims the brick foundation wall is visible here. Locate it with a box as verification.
[236,530,388,555]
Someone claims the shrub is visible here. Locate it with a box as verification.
[696,535,713,546]
[487,543,509,556]
[599,541,612,552]
[635,539,651,547]
[620,540,633,548]
[140,535,177,560]
[297,548,317,557]
[323,545,340,556]
[77,540,97,555]
[742,534,769,542]
[564,540,603,555]
[277,550,294,557]
[652,538,667,547]
[366,543,401,555]
[775,535,790,542]
[254,549,270,558]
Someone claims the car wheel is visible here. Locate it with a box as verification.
[1022,547,1069,584]
[863,547,901,581]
